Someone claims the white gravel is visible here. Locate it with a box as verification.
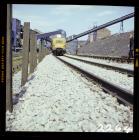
[65,54,134,70]
[12,71,22,95]
[60,56,133,93]
[12,68,30,95]
[6,54,133,132]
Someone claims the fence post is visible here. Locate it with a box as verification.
[21,22,30,86]
[38,40,42,62]
[45,47,48,56]
[44,48,46,56]
[34,33,37,68]
[30,31,37,74]
[37,41,39,64]
[42,40,45,59]
[6,4,13,112]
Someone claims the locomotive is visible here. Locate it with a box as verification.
[51,35,66,56]
[37,30,67,56]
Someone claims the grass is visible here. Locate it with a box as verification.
[12,51,22,74]
[12,51,40,74]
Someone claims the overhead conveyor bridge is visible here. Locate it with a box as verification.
[66,12,134,42]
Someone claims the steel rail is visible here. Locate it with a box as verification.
[73,54,134,63]
[63,55,134,76]
[55,56,133,108]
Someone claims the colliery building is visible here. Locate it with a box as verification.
[88,28,111,43]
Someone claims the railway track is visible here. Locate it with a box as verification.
[55,56,133,108]
[64,55,134,76]
[72,54,134,63]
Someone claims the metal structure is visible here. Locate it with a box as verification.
[37,29,66,41]
[76,54,134,63]
[12,18,23,52]
[119,21,124,33]
[66,12,134,42]
[64,55,133,76]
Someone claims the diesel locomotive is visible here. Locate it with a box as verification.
[51,36,66,56]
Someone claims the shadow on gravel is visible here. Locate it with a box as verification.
[12,88,27,105]
[27,74,35,82]
[12,74,35,105]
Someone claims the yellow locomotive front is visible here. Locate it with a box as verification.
[51,37,66,56]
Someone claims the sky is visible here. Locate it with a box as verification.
[13,5,134,40]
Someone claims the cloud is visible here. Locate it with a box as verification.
[97,11,114,17]
[51,5,93,16]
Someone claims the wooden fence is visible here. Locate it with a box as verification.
[6,10,49,112]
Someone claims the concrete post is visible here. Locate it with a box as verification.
[6,4,13,112]
[21,22,30,86]
[38,40,42,62]
[30,31,37,74]
[45,48,47,56]
[46,48,48,55]
[40,39,44,60]
[42,40,45,59]
[36,41,39,64]
[34,34,37,68]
